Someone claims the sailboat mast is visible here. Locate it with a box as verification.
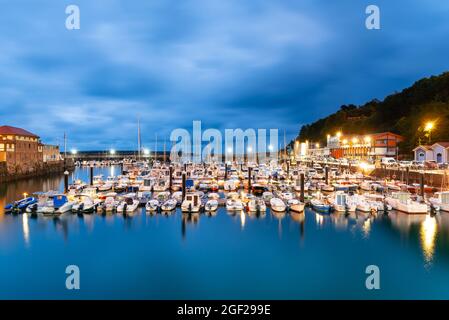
[137,117,141,160]
[283,129,287,161]
[155,133,158,161]
[64,132,67,159]
[163,138,166,163]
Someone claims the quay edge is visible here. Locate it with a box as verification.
[0,159,75,183]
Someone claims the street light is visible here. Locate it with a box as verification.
[110,149,116,155]
[71,149,77,155]
[336,131,342,138]
[143,148,150,156]
[424,121,434,143]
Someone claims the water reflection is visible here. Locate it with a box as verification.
[1,166,449,276]
[22,214,30,247]
[240,211,246,229]
[420,215,437,266]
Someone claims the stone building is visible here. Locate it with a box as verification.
[0,125,58,174]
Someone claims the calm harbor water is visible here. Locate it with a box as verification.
[1,166,449,299]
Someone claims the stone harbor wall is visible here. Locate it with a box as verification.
[0,159,75,183]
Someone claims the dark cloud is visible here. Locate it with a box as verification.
[0,0,448,150]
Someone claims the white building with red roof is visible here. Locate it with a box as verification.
[413,142,449,163]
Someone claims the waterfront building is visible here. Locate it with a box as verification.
[0,125,41,173]
[0,125,61,174]
[327,132,404,160]
[413,142,449,163]
[43,144,61,162]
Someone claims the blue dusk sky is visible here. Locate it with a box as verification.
[0,0,448,150]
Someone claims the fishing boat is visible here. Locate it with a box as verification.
[385,192,428,214]
[270,198,286,212]
[181,192,202,213]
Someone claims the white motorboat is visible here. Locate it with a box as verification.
[208,192,220,200]
[161,199,177,211]
[205,199,219,212]
[385,192,428,214]
[226,198,244,211]
[280,192,294,201]
[248,198,267,213]
[270,197,286,212]
[288,199,305,213]
[262,191,274,203]
[353,194,374,213]
[104,196,119,212]
[145,199,160,212]
[172,191,183,205]
[117,195,139,213]
[429,191,449,212]
[72,194,97,213]
[181,193,202,213]
[41,194,74,215]
[224,179,238,191]
[328,191,356,212]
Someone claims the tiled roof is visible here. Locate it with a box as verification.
[432,142,449,148]
[0,125,39,138]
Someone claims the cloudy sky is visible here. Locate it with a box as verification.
[1,0,448,150]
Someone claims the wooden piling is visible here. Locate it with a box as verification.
[169,166,173,190]
[224,163,228,180]
[182,171,186,201]
[325,165,329,185]
[420,171,425,197]
[64,171,69,193]
[248,166,252,192]
[90,166,94,186]
[300,172,305,203]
